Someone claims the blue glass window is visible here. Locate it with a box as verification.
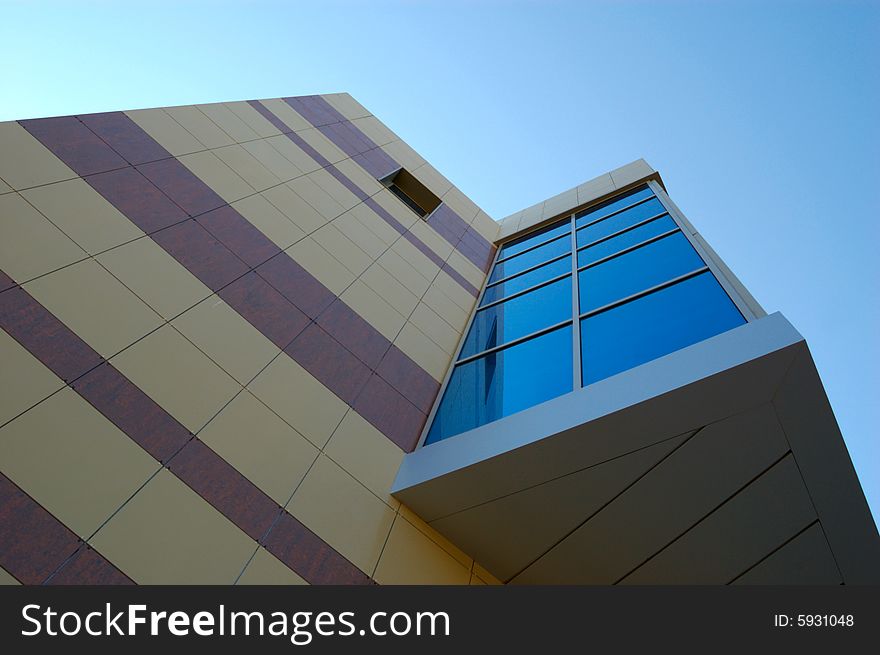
[423,183,749,447]
[461,276,572,358]
[574,185,654,228]
[425,325,573,444]
[578,232,704,313]
[580,272,745,385]
[489,235,570,283]
[576,197,666,244]
[481,256,571,306]
[577,215,677,268]
[498,218,570,260]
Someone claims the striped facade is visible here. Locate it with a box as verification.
[0,93,502,585]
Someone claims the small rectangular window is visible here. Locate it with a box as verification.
[380,168,441,218]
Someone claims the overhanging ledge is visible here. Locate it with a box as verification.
[391,313,880,583]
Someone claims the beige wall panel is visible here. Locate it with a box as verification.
[225,101,283,138]
[257,99,312,132]
[0,387,159,538]
[90,469,255,584]
[110,324,241,434]
[374,515,471,585]
[350,116,398,147]
[199,390,318,506]
[261,184,327,234]
[21,178,144,255]
[470,210,500,243]
[0,330,64,428]
[609,158,655,189]
[232,194,306,250]
[264,134,322,174]
[332,158,385,197]
[411,162,453,197]
[287,454,396,575]
[24,259,163,359]
[237,547,307,585]
[198,103,260,143]
[288,176,346,221]
[285,237,354,295]
[324,409,404,509]
[309,168,360,211]
[332,209,388,260]
[407,302,460,355]
[441,186,480,222]
[172,294,280,385]
[431,270,477,314]
[390,238,440,282]
[164,105,235,149]
[312,223,373,277]
[376,248,432,298]
[444,249,484,288]
[359,262,420,318]
[383,140,425,171]
[212,144,281,192]
[393,323,451,382]
[421,284,470,331]
[240,139,303,182]
[0,567,19,585]
[96,236,212,320]
[0,192,87,283]
[296,128,348,165]
[370,189,419,231]
[541,187,578,221]
[408,219,454,261]
[339,280,406,342]
[323,93,371,121]
[126,108,204,157]
[576,173,616,206]
[178,150,254,203]
[247,355,348,449]
[0,122,76,190]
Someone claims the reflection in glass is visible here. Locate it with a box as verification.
[425,325,573,444]
[462,276,572,358]
[577,215,677,268]
[574,185,654,228]
[576,197,666,243]
[581,271,745,385]
[579,232,705,313]
[481,256,571,306]
[498,218,570,260]
[490,234,570,283]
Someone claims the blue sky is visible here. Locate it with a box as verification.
[2,0,878,522]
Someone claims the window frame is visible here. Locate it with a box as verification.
[415,180,758,449]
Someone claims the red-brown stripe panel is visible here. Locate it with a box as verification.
[0,473,132,584]
[284,95,495,273]
[249,99,483,293]
[20,110,438,451]
[0,274,370,585]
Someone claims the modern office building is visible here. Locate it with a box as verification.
[0,93,877,585]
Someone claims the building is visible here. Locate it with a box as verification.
[0,93,877,585]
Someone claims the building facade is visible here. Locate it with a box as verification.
[0,93,877,585]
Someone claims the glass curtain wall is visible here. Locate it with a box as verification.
[424,184,746,445]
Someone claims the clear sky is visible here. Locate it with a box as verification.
[2,0,877,522]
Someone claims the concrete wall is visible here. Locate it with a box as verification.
[0,94,501,585]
